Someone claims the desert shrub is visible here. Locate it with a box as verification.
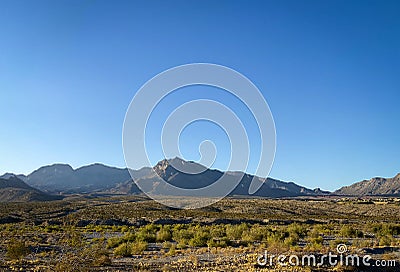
[88,243,112,266]
[284,234,299,247]
[173,228,194,243]
[306,235,324,252]
[242,228,264,244]
[226,223,248,240]
[207,237,230,248]
[166,243,177,256]
[162,241,173,249]
[352,238,374,248]
[64,230,85,248]
[131,241,148,254]
[379,235,394,246]
[136,228,156,242]
[287,223,308,238]
[94,225,107,233]
[210,225,226,238]
[313,223,335,236]
[172,224,186,232]
[265,234,287,251]
[309,227,321,238]
[387,224,400,235]
[280,224,306,248]
[309,235,323,245]
[266,228,289,243]
[176,240,188,249]
[123,232,136,242]
[107,236,124,249]
[189,231,210,247]
[142,224,158,234]
[305,227,324,251]
[53,253,89,272]
[340,225,363,238]
[371,223,400,237]
[113,242,132,257]
[113,240,148,256]
[93,254,112,266]
[249,225,265,241]
[44,225,61,233]
[156,228,172,242]
[120,226,129,233]
[111,225,121,232]
[6,239,30,260]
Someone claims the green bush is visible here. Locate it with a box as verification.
[113,240,148,256]
[210,225,226,238]
[113,242,132,257]
[309,235,323,245]
[123,232,136,242]
[287,223,308,238]
[93,254,112,266]
[89,243,112,266]
[131,241,148,254]
[136,229,156,242]
[176,240,188,249]
[173,228,194,243]
[64,230,84,248]
[284,234,299,247]
[371,223,400,237]
[207,237,230,248]
[156,228,172,242]
[107,236,124,249]
[166,243,177,256]
[226,223,248,240]
[189,231,210,247]
[379,235,393,246]
[340,225,363,238]
[6,239,30,260]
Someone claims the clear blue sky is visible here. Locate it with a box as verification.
[0,0,399,191]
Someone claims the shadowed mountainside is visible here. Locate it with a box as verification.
[6,164,150,193]
[2,158,328,197]
[111,157,330,197]
[4,158,398,198]
[335,173,400,196]
[0,175,61,202]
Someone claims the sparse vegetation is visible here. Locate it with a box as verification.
[6,239,29,260]
[0,196,399,270]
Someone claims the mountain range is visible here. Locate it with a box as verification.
[0,157,399,202]
[0,175,61,202]
[110,158,329,197]
[334,173,400,196]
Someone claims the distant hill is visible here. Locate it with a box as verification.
[0,176,60,202]
[24,163,133,193]
[4,159,400,199]
[2,158,330,197]
[335,173,400,196]
[110,157,329,198]
[0,173,27,181]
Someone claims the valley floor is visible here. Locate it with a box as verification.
[0,196,399,271]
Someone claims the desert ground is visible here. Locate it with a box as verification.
[0,196,399,271]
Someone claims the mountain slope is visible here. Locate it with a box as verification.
[0,173,27,181]
[0,176,60,202]
[26,163,132,193]
[114,157,328,197]
[335,173,400,196]
[3,158,329,197]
